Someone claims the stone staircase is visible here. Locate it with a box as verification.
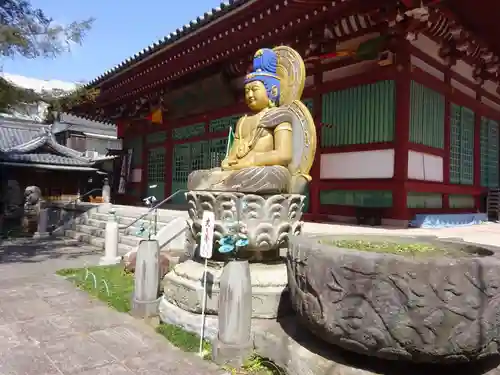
[63,204,188,257]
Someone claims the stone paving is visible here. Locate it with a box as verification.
[0,237,225,375]
[2,223,500,375]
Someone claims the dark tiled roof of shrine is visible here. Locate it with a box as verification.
[88,0,250,86]
[0,120,43,149]
[0,119,93,166]
[5,153,90,165]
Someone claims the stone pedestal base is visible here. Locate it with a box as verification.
[162,259,290,318]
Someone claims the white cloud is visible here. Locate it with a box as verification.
[1,73,78,122]
[1,72,77,93]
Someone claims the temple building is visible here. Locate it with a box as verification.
[69,0,500,227]
[0,118,109,201]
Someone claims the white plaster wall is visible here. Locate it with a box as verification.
[410,55,444,81]
[483,80,500,99]
[407,150,443,182]
[451,60,474,83]
[131,168,142,183]
[410,35,445,65]
[451,79,476,98]
[323,60,377,82]
[320,149,394,179]
[482,96,500,112]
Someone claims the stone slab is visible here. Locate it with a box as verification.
[89,326,164,361]
[0,237,227,375]
[162,259,290,318]
[44,335,117,374]
[159,296,219,341]
[0,345,61,375]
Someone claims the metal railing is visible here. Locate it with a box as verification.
[118,189,187,232]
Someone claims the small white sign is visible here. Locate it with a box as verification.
[199,211,215,259]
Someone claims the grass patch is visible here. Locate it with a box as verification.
[322,239,475,258]
[56,265,134,312]
[57,266,284,374]
[156,323,211,354]
[223,354,285,374]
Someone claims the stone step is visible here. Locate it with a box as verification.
[106,206,186,223]
[73,224,145,247]
[64,229,135,255]
[83,218,166,237]
[90,213,172,229]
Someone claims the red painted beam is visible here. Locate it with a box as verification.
[100,0,396,105]
[101,0,302,102]
[405,181,483,195]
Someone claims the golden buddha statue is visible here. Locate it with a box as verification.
[188,46,317,195]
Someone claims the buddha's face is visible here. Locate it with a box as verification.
[244,80,269,112]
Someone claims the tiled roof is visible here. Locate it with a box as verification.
[0,119,93,166]
[2,153,91,166]
[0,124,44,150]
[58,113,116,130]
[87,0,250,87]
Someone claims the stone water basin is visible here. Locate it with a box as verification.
[286,234,500,363]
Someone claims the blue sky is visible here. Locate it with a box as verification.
[2,0,225,83]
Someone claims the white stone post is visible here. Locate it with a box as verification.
[212,259,253,367]
[34,200,50,239]
[100,208,121,265]
[102,178,111,204]
[131,239,160,319]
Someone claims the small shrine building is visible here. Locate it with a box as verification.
[0,119,107,202]
[69,0,500,227]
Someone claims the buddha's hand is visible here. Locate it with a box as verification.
[235,153,256,169]
[221,158,238,170]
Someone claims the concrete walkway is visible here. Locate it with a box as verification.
[3,223,500,375]
[0,237,224,375]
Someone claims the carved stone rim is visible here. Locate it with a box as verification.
[290,234,499,263]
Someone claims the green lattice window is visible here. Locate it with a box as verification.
[124,136,142,166]
[146,131,167,144]
[146,147,165,200]
[450,103,474,185]
[407,192,442,208]
[449,194,475,208]
[209,115,241,133]
[190,141,210,172]
[172,123,205,140]
[321,80,395,147]
[480,117,499,188]
[170,138,228,204]
[320,190,393,207]
[409,81,445,149]
[209,137,228,168]
[171,144,190,203]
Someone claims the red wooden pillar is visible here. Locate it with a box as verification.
[473,91,482,210]
[309,64,323,220]
[393,41,411,220]
[442,71,451,210]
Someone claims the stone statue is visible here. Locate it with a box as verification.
[24,186,42,213]
[188,46,317,195]
[22,186,42,233]
[183,46,317,261]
